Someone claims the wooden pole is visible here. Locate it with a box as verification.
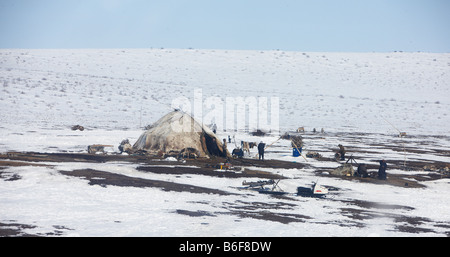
[291,140,308,162]
[253,136,282,158]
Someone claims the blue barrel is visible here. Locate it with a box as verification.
[293,147,302,157]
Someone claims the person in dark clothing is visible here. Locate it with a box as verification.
[222,138,228,157]
[338,144,346,161]
[232,148,244,158]
[378,160,387,180]
[208,137,220,156]
[257,141,266,160]
[355,163,369,178]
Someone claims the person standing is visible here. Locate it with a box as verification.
[338,144,346,161]
[378,160,387,180]
[222,138,228,157]
[257,141,266,160]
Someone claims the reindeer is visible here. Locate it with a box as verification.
[297,127,305,133]
[241,141,250,154]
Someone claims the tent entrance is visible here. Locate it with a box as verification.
[203,133,224,157]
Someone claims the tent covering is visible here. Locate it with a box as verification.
[133,110,230,158]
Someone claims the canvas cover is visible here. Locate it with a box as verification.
[133,110,229,158]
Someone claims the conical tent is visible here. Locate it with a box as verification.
[133,110,230,158]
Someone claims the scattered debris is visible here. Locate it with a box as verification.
[423,164,437,171]
[251,129,266,136]
[330,164,354,176]
[163,157,178,162]
[87,144,113,154]
[71,125,84,131]
[178,147,200,159]
[290,135,303,148]
[241,179,288,195]
[306,151,322,159]
[118,139,133,154]
[242,179,276,189]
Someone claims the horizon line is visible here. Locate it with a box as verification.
[1,47,449,54]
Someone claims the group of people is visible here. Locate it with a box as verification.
[227,136,388,180]
[354,160,387,180]
[337,144,387,180]
[223,131,266,160]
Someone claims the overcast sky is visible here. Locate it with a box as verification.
[1,0,449,52]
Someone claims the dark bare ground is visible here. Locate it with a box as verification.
[318,170,429,188]
[4,151,446,189]
[221,200,312,224]
[1,151,449,236]
[176,201,312,225]
[0,222,38,237]
[59,169,232,195]
[337,207,449,235]
[0,169,22,181]
[0,222,73,237]
[226,210,311,224]
[0,152,305,169]
[339,199,414,211]
[136,165,284,179]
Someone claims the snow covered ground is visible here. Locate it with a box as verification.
[0,49,449,237]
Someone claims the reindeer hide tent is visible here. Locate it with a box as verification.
[133,110,230,158]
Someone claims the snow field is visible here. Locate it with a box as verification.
[0,49,449,236]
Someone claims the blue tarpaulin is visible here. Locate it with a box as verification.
[293,147,302,157]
